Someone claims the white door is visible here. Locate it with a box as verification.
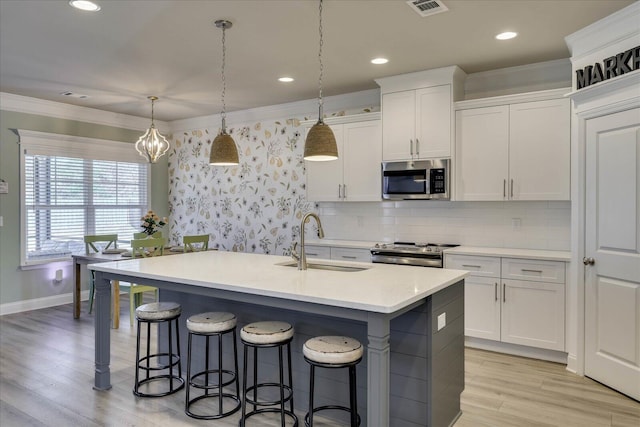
[382,90,415,161]
[585,107,640,400]
[305,124,344,201]
[415,85,451,158]
[343,120,382,201]
[455,106,509,200]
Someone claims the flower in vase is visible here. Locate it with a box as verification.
[140,210,167,236]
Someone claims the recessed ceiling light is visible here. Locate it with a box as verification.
[278,77,294,83]
[496,31,517,40]
[371,57,389,65]
[69,1,101,12]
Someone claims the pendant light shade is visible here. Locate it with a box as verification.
[304,0,338,162]
[209,19,239,166]
[135,96,170,163]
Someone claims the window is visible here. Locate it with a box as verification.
[19,130,150,265]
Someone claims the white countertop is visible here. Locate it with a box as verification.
[444,246,571,262]
[90,251,468,314]
[305,239,378,249]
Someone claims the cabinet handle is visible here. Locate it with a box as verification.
[341,255,357,259]
[338,184,342,199]
[307,252,318,256]
[343,184,347,199]
[410,139,414,156]
[503,179,506,198]
[495,282,498,302]
[510,179,514,198]
[503,283,506,303]
[416,138,420,156]
[521,269,543,273]
[462,264,482,268]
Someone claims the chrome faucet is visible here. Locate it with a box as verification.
[291,212,325,270]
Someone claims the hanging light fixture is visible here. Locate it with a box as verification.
[135,96,170,163]
[209,19,239,166]
[304,0,338,162]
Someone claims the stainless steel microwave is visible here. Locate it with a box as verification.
[382,159,450,200]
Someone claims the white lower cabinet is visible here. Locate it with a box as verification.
[445,254,565,351]
[305,245,371,263]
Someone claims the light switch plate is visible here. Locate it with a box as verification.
[437,312,446,331]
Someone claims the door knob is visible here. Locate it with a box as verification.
[583,257,595,266]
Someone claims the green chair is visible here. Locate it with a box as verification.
[183,234,209,252]
[84,234,118,314]
[119,237,165,326]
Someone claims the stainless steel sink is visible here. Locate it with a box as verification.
[277,260,369,272]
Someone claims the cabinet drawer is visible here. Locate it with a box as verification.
[445,255,500,278]
[501,258,565,283]
[331,247,371,263]
[304,245,331,259]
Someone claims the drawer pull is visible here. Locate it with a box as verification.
[494,282,498,302]
[462,264,482,268]
[521,269,543,274]
[341,255,357,259]
[503,283,506,303]
[307,252,318,256]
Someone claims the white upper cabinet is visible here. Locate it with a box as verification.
[382,85,452,160]
[455,89,571,201]
[305,114,382,202]
[376,66,466,162]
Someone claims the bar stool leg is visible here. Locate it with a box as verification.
[349,365,358,427]
[252,346,258,413]
[278,345,285,427]
[287,342,294,413]
[185,332,193,412]
[218,332,223,415]
[241,345,248,427]
[308,364,316,427]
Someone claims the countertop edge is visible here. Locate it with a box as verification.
[443,246,571,262]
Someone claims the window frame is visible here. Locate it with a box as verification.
[18,130,151,266]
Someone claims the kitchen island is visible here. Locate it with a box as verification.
[90,251,468,426]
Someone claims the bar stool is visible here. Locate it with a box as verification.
[303,336,363,427]
[185,312,241,419]
[240,321,298,427]
[133,302,185,397]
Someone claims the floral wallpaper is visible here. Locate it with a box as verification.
[168,117,314,256]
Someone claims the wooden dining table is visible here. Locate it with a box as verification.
[72,247,193,328]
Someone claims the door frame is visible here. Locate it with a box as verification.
[569,72,640,376]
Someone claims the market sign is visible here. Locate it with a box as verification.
[576,45,640,90]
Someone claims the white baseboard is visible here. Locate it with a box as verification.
[0,290,89,316]
[465,336,568,364]
[566,353,579,374]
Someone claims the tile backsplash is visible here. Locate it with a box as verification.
[317,200,570,251]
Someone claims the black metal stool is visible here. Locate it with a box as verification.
[185,312,241,419]
[303,336,363,427]
[133,302,184,397]
[240,321,298,427]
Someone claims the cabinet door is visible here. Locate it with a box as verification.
[509,98,570,200]
[415,85,451,158]
[501,279,565,351]
[343,120,382,201]
[306,124,344,201]
[455,106,509,200]
[464,276,501,340]
[382,90,415,161]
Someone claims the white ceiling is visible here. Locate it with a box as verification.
[0,0,633,122]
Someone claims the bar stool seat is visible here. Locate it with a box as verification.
[303,336,363,427]
[240,321,298,426]
[134,302,184,398]
[185,312,240,420]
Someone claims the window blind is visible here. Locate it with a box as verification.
[19,130,150,265]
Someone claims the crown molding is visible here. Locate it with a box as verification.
[168,89,381,133]
[0,92,170,132]
[456,87,571,110]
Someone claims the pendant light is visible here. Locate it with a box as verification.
[135,96,170,163]
[304,0,338,162]
[209,19,239,166]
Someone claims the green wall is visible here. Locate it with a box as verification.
[0,110,169,307]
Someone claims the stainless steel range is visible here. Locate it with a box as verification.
[370,242,458,268]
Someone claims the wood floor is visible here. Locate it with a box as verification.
[1,301,638,427]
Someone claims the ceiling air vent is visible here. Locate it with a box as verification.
[406,0,448,18]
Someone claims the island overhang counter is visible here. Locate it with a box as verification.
[90,250,468,426]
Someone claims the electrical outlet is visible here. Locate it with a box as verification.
[437,312,446,331]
